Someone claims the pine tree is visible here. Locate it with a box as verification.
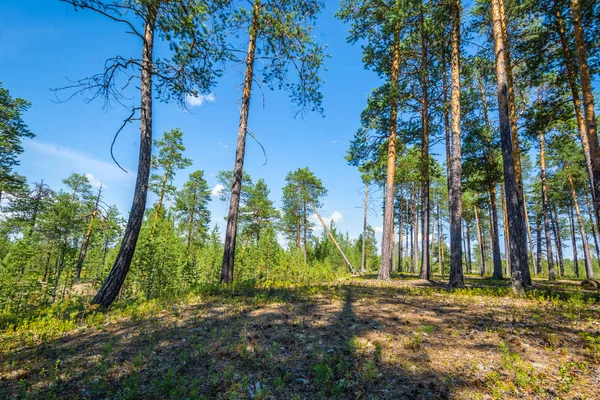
[281,167,327,263]
[0,83,34,196]
[174,170,212,256]
[60,0,231,307]
[220,0,325,284]
[149,129,192,235]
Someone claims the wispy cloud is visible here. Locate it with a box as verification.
[85,173,106,189]
[373,226,383,233]
[217,141,229,149]
[25,140,130,183]
[330,140,340,144]
[185,93,216,107]
[211,183,224,197]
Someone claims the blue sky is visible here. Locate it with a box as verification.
[0,1,391,242]
[3,1,594,263]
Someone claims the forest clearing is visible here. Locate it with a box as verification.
[2,0,600,398]
[0,276,600,399]
[1,276,599,399]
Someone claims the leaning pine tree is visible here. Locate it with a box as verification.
[60,0,230,307]
[220,0,325,284]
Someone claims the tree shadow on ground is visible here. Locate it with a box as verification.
[1,279,598,399]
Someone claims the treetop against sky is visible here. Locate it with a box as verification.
[0,0,409,242]
[1,0,598,257]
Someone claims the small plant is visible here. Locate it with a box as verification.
[133,351,144,369]
[101,338,116,358]
[403,333,422,352]
[419,323,434,334]
[496,342,542,394]
[313,360,334,390]
[373,341,382,363]
[581,332,600,362]
[557,361,584,393]
[361,359,379,383]
[274,372,290,389]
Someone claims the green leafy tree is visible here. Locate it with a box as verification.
[281,167,327,263]
[238,179,279,253]
[174,170,212,255]
[149,128,192,234]
[0,83,34,197]
[355,225,379,273]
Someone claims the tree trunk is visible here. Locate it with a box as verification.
[74,185,102,279]
[443,53,451,196]
[75,216,95,279]
[362,180,369,273]
[465,220,472,273]
[380,24,401,281]
[405,197,410,272]
[490,0,529,291]
[221,0,260,284]
[585,192,600,263]
[554,2,595,200]
[570,0,600,230]
[391,214,395,271]
[186,185,198,256]
[478,74,502,279]
[488,185,503,279]
[536,213,543,276]
[151,152,173,237]
[500,0,531,283]
[413,185,420,274]
[552,204,565,277]
[52,244,66,303]
[474,205,485,276]
[502,184,511,277]
[499,0,528,258]
[462,221,467,272]
[539,129,556,280]
[569,204,580,277]
[93,9,157,307]
[295,220,300,251]
[303,200,308,264]
[409,191,414,273]
[437,202,442,276]
[419,4,431,281]
[448,0,463,287]
[524,201,535,273]
[399,188,404,273]
[568,173,594,279]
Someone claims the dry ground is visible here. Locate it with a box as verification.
[1,275,599,399]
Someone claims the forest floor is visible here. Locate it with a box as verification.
[1,275,599,399]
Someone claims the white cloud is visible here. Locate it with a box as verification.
[211,183,224,197]
[185,92,216,107]
[330,211,343,224]
[311,211,343,230]
[373,226,383,233]
[217,141,229,148]
[85,173,106,189]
